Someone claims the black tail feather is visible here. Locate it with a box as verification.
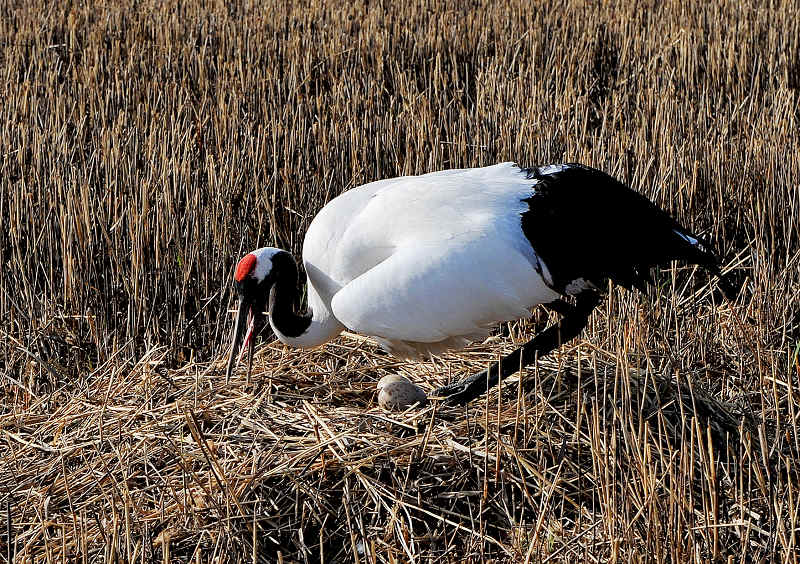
[520,164,737,302]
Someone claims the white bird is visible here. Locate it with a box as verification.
[226,163,733,403]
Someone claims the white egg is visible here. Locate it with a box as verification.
[377,375,427,411]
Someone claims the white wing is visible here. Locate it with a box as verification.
[330,235,559,356]
[302,162,562,356]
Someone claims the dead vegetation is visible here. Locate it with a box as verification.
[1,0,799,561]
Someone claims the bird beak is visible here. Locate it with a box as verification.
[226,297,269,383]
[226,299,250,383]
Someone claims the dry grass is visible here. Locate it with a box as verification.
[1,0,799,561]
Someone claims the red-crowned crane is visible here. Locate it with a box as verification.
[225,163,734,404]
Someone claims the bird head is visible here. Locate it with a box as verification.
[225,247,282,382]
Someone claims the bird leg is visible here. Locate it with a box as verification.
[430,293,601,405]
[542,298,575,317]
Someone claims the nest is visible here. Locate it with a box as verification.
[4,319,784,564]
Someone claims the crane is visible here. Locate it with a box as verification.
[225,163,734,404]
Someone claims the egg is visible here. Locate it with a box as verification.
[377,375,427,411]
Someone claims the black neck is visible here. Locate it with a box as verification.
[268,252,313,338]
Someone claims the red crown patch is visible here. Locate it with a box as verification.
[234,253,257,282]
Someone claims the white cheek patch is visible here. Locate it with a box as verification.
[250,247,283,282]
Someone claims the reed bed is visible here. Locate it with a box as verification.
[1,0,799,561]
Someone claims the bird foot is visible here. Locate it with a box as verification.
[429,374,491,406]
[429,384,472,406]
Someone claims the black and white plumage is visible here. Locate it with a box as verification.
[226,163,732,404]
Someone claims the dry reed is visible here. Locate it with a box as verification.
[1,0,799,561]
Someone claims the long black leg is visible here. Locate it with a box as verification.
[430,292,602,405]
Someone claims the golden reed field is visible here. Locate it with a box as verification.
[2,0,799,561]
